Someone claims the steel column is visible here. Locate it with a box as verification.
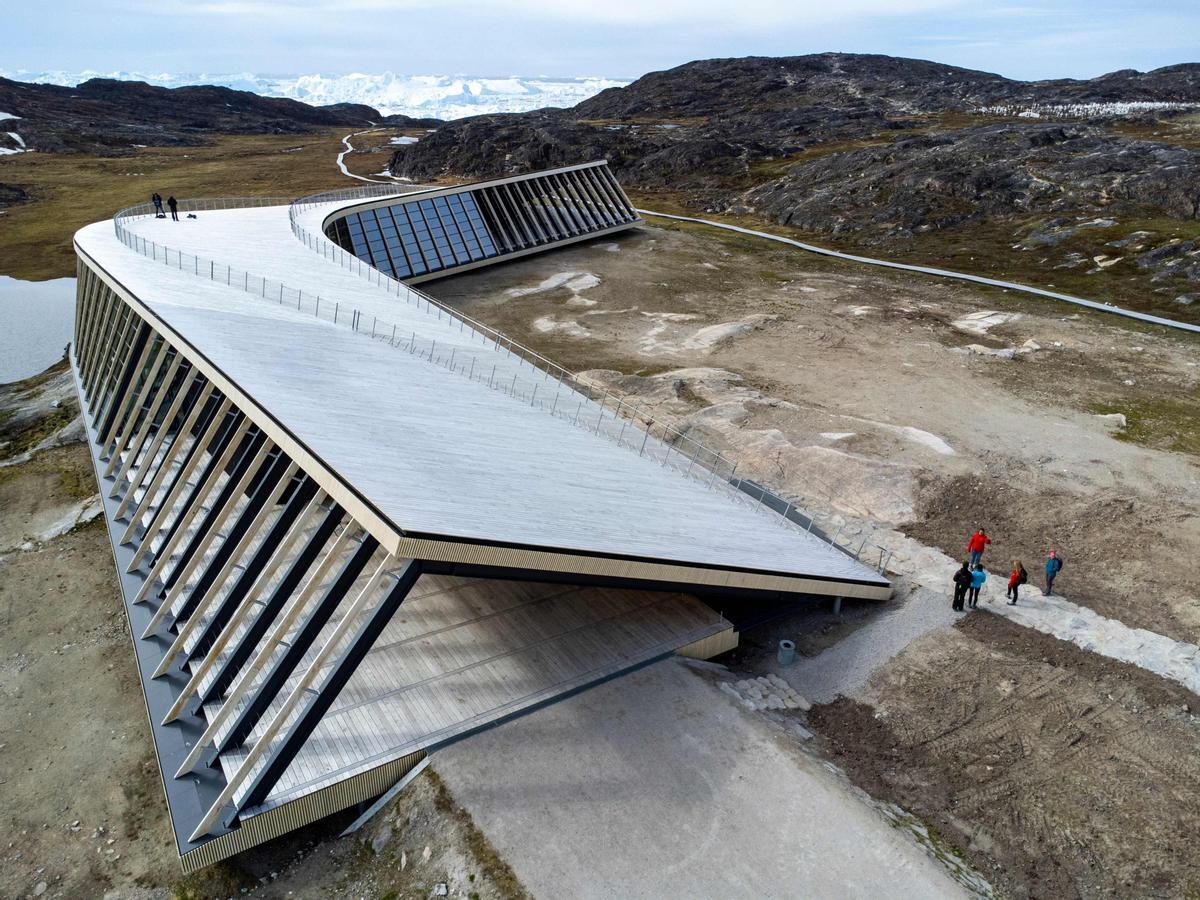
[233,558,422,817]
[214,534,379,756]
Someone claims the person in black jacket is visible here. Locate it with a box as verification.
[152,193,164,217]
[167,195,179,221]
[952,560,972,611]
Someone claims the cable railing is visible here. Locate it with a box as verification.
[111,195,894,576]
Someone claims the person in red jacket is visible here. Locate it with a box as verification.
[1006,560,1027,605]
[967,528,991,567]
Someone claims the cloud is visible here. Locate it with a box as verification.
[135,0,963,28]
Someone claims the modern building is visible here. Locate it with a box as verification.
[70,161,891,872]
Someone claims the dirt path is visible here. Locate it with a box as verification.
[336,128,394,184]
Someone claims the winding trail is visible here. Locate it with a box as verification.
[336,128,396,184]
[638,209,1200,335]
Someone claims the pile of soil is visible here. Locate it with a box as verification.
[809,613,1200,899]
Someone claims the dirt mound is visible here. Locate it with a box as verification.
[809,613,1200,900]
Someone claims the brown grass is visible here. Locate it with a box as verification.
[0,129,360,281]
[628,186,1200,327]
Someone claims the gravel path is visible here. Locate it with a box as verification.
[434,659,970,899]
[782,583,959,703]
[988,591,1200,695]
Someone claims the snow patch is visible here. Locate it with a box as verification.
[638,311,703,355]
[840,416,955,456]
[681,315,777,351]
[959,343,1016,360]
[820,432,856,441]
[0,111,18,121]
[532,316,590,338]
[7,131,25,148]
[978,100,1200,119]
[505,271,600,297]
[952,310,1020,336]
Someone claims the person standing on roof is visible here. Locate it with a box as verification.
[967,528,991,567]
[952,560,972,612]
[152,192,164,217]
[1045,550,1063,595]
[968,563,987,608]
[167,195,179,221]
[1006,560,1027,605]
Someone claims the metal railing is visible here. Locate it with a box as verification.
[111,195,894,576]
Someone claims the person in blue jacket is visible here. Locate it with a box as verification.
[968,564,988,608]
[1045,550,1063,595]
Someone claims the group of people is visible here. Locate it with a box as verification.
[951,528,1063,612]
[152,192,179,221]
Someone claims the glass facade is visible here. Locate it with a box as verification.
[323,164,639,282]
[326,192,498,280]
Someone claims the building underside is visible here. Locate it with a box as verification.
[72,162,890,871]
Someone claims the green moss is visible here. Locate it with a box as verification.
[1090,397,1200,456]
[171,862,246,900]
[0,402,78,457]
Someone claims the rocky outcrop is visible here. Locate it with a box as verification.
[0,182,30,207]
[741,124,1200,239]
[389,53,1200,203]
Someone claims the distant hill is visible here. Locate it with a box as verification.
[389,53,1200,188]
[571,54,1200,119]
[0,76,401,154]
[386,53,1200,313]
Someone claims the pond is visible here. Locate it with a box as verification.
[0,275,77,383]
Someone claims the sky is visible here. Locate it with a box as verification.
[5,0,1198,81]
